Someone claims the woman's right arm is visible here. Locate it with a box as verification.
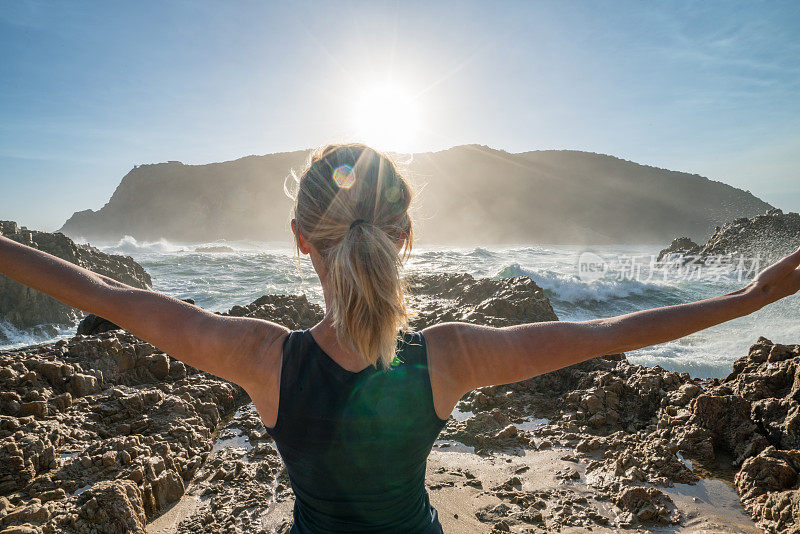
[0,234,288,393]
[423,245,800,406]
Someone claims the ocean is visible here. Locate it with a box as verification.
[3,236,799,379]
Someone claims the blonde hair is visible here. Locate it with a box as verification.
[288,143,413,369]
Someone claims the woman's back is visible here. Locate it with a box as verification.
[265,329,448,533]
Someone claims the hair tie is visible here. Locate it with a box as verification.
[349,218,367,230]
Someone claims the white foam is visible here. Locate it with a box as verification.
[100,235,181,255]
[496,263,674,304]
[0,320,74,350]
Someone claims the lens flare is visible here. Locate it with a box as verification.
[333,164,356,189]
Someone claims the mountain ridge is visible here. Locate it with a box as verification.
[59,145,773,245]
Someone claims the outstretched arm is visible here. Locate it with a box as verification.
[0,235,288,391]
[424,246,800,397]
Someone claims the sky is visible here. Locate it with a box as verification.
[1,0,798,232]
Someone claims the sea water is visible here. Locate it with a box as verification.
[2,236,799,378]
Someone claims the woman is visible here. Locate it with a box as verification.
[1,143,799,533]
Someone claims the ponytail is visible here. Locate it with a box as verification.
[288,144,414,369]
[329,221,408,368]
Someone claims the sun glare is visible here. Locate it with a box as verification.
[353,85,420,152]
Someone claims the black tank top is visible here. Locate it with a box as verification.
[264,329,449,533]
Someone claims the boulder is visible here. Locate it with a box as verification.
[656,237,701,262]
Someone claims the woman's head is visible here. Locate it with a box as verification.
[289,143,414,369]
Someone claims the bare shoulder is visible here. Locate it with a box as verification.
[421,322,501,420]
[246,326,290,430]
[421,321,561,407]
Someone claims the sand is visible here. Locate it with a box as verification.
[146,439,758,533]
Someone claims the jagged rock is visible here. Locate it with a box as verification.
[735,446,800,533]
[660,209,800,265]
[405,273,557,328]
[76,314,123,336]
[218,272,557,334]
[689,393,769,465]
[0,221,151,331]
[0,329,242,533]
[700,209,800,264]
[222,294,323,330]
[143,469,185,517]
[656,237,701,262]
[614,486,680,525]
[74,479,147,533]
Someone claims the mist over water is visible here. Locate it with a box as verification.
[3,236,799,379]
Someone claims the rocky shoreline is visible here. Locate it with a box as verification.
[658,208,800,265]
[0,273,798,533]
[0,221,151,343]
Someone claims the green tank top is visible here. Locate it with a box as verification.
[264,329,449,533]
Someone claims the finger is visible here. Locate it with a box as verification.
[757,245,800,281]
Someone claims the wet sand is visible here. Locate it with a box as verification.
[146,417,758,534]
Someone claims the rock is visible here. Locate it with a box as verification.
[405,272,558,329]
[18,401,47,418]
[76,314,122,336]
[0,328,242,533]
[735,446,800,532]
[0,221,151,330]
[4,269,800,532]
[689,393,769,465]
[144,469,185,516]
[614,486,680,525]
[657,237,701,262]
[223,294,323,330]
[150,353,171,380]
[1,501,50,525]
[67,373,101,398]
[660,209,800,265]
[75,479,147,533]
[0,525,40,534]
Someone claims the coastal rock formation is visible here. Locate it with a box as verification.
[406,273,558,328]
[2,272,798,532]
[660,208,800,265]
[58,146,772,245]
[0,221,151,339]
[0,330,241,533]
[656,237,701,262]
[700,209,800,264]
[222,294,323,330]
[439,332,800,531]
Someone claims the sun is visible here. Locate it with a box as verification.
[352,85,420,152]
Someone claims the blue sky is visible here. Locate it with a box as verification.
[1,0,798,231]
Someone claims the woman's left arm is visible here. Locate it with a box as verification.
[425,245,800,394]
[0,235,288,390]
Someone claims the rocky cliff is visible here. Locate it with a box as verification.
[59,146,772,245]
[0,221,151,340]
[659,208,800,265]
